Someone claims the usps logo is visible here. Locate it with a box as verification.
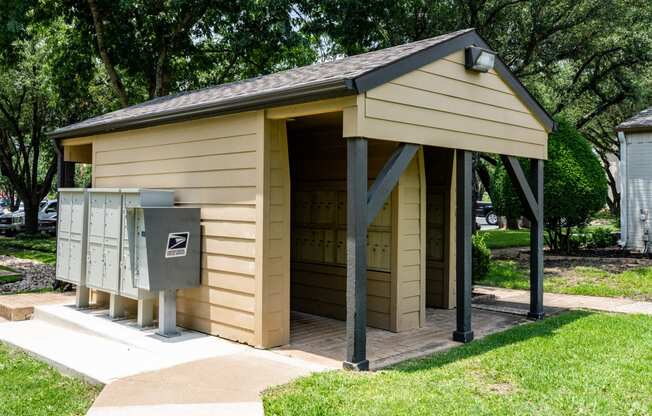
[165,232,189,258]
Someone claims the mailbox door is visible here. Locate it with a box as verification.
[119,194,139,298]
[55,192,72,282]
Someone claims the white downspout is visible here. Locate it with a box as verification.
[617,131,628,248]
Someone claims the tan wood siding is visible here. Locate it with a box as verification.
[347,50,548,159]
[288,124,398,331]
[391,148,426,331]
[91,112,260,345]
[255,118,291,347]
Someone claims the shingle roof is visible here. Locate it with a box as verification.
[616,107,652,132]
[51,28,554,139]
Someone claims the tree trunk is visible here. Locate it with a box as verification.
[23,198,39,234]
[87,0,129,107]
[506,216,520,230]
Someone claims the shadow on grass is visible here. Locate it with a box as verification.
[391,310,594,374]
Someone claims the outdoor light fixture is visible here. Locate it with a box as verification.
[465,46,496,73]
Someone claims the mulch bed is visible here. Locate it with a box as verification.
[0,255,55,294]
[492,246,652,275]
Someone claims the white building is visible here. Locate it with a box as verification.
[617,107,652,252]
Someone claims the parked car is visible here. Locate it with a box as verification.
[11,200,57,234]
[0,211,14,235]
[475,201,498,225]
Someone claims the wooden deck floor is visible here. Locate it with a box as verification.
[273,308,525,369]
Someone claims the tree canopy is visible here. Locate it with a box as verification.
[0,0,650,233]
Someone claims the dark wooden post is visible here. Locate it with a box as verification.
[344,137,369,371]
[55,141,75,188]
[529,159,544,319]
[453,149,474,343]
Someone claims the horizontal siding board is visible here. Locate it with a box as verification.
[203,253,256,276]
[365,98,544,145]
[93,113,258,153]
[94,152,257,177]
[395,70,527,113]
[94,169,256,189]
[177,312,254,344]
[173,188,256,205]
[357,117,546,159]
[95,135,257,165]
[202,236,256,257]
[420,58,512,93]
[202,221,256,239]
[202,270,255,294]
[178,286,255,313]
[177,298,255,330]
[368,82,543,130]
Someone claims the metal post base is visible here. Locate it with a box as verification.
[158,289,179,337]
[453,330,474,343]
[75,286,90,309]
[527,311,545,320]
[137,298,155,327]
[109,294,126,319]
[343,360,370,371]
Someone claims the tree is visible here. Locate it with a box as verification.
[299,0,652,218]
[491,120,608,252]
[59,0,317,107]
[0,15,106,233]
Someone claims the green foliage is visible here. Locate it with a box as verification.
[0,344,99,415]
[264,312,652,415]
[491,120,608,252]
[477,260,652,301]
[478,229,530,249]
[0,236,57,264]
[472,233,491,281]
[571,228,618,250]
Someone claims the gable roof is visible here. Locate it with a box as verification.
[50,29,554,140]
[616,106,652,132]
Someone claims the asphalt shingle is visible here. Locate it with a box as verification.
[51,29,473,138]
[617,107,652,131]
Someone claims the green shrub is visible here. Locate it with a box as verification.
[472,233,491,282]
[490,119,608,252]
[571,228,617,250]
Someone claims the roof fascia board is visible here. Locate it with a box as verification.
[351,30,556,133]
[49,79,354,140]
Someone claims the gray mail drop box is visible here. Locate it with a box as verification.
[126,207,201,292]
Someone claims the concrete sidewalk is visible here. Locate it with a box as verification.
[87,350,324,416]
[474,286,652,315]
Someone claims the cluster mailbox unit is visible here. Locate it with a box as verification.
[56,187,201,337]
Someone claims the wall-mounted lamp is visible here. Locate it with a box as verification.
[465,46,496,73]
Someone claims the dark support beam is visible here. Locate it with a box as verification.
[366,143,418,226]
[529,159,545,320]
[453,149,474,343]
[344,137,369,371]
[54,140,75,188]
[500,155,538,222]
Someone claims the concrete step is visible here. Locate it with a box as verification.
[0,292,74,321]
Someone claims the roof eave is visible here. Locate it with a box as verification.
[49,79,356,140]
[615,125,652,133]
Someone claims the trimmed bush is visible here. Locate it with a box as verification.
[472,233,491,282]
[491,120,608,252]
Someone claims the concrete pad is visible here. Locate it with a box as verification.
[0,291,74,321]
[91,352,321,411]
[0,304,254,384]
[87,402,264,416]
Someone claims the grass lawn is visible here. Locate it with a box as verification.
[0,265,22,284]
[264,311,652,415]
[478,260,652,301]
[0,343,99,416]
[0,236,56,265]
[478,229,530,249]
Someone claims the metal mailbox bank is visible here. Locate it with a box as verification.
[126,206,201,336]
